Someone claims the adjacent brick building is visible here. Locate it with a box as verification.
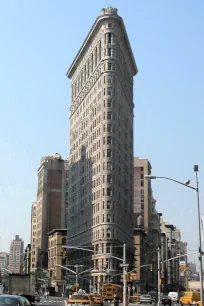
[33,153,66,270]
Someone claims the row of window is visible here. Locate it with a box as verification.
[72,41,102,100]
[71,66,117,124]
[93,227,115,241]
[93,214,115,225]
[71,122,132,158]
[71,33,117,102]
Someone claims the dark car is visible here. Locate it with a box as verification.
[34,295,40,303]
[161,295,172,305]
[0,295,31,306]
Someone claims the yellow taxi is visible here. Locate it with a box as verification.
[90,294,103,305]
[196,300,204,306]
[180,291,200,305]
[67,291,94,306]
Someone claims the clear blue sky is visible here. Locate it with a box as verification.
[0,1,203,260]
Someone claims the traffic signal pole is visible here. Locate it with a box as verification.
[75,264,79,291]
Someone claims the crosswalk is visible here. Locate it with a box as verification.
[37,297,66,304]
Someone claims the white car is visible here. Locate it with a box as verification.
[168,292,179,303]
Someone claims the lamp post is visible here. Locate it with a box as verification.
[145,165,203,305]
[158,247,161,306]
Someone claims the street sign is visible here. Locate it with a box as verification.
[120,263,129,268]
[184,268,192,278]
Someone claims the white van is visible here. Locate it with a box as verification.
[168,292,179,303]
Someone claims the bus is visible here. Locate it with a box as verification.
[102,283,123,301]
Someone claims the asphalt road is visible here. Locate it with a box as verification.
[36,298,181,306]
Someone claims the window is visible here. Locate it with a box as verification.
[107,75,112,83]
[107,99,112,107]
[107,228,111,238]
[108,23,112,28]
[108,33,112,44]
[107,149,112,157]
[107,124,112,132]
[107,162,112,170]
[107,188,112,196]
[107,111,112,119]
[141,180,144,187]
[99,40,101,61]
[107,174,112,183]
[95,47,97,66]
[107,87,112,96]
[108,63,112,70]
[108,48,112,56]
[107,214,111,222]
[107,201,111,209]
[141,167,144,171]
[91,53,93,72]
[141,174,144,179]
[87,59,90,77]
[107,136,112,144]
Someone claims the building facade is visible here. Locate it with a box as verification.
[160,219,187,291]
[9,235,24,273]
[66,6,137,288]
[30,202,37,272]
[24,244,31,274]
[35,153,66,270]
[48,229,67,296]
[133,157,161,293]
[0,252,9,275]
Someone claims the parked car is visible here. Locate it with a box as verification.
[168,292,179,303]
[20,296,31,306]
[148,291,157,302]
[129,294,141,303]
[0,295,31,306]
[160,295,172,305]
[34,294,40,303]
[89,294,103,305]
[140,294,152,304]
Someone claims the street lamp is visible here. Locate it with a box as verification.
[145,165,203,306]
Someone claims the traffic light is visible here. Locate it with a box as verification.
[60,249,67,260]
[60,251,63,259]
[63,250,67,259]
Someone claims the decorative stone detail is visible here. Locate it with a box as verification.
[101,6,118,16]
[70,60,132,116]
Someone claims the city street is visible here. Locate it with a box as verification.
[35,298,181,306]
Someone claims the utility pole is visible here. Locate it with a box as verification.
[89,279,92,294]
[75,264,79,291]
[195,166,203,306]
[97,276,100,295]
[158,247,161,306]
[123,244,128,306]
